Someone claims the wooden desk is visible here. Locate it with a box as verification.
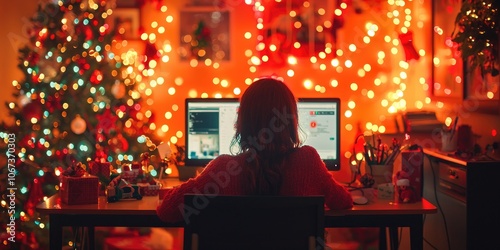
[37,193,436,250]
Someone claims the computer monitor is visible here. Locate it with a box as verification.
[185,98,240,167]
[297,98,341,171]
[184,97,341,171]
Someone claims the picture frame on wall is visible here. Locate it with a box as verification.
[111,8,141,40]
[179,8,230,61]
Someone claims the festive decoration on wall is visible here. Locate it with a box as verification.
[452,0,499,76]
[191,20,212,60]
[399,31,420,62]
[0,0,159,249]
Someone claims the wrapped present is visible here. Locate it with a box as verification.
[88,161,112,196]
[137,182,160,196]
[88,161,111,178]
[60,174,99,205]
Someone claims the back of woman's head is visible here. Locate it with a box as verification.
[233,77,300,195]
[235,77,299,154]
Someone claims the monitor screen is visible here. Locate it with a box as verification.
[185,98,239,167]
[297,98,341,171]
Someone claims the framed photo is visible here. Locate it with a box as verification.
[431,0,463,99]
[179,8,230,61]
[257,0,332,66]
[111,8,141,40]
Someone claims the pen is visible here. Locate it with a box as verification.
[449,116,459,142]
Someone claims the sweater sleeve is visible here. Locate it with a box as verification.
[156,155,240,223]
[322,171,354,210]
[302,146,353,210]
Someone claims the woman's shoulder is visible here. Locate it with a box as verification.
[206,154,243,168]
[296,145,320,154]
[290,145,323,162]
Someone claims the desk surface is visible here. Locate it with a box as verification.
[37,193,437,217]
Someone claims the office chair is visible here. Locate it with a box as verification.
[183,194,325,250]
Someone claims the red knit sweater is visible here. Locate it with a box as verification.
[156,145,353,223]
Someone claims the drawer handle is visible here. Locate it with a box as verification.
[448,169,459,179]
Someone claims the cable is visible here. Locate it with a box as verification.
[426,155,451,250]
[423,237,439,250]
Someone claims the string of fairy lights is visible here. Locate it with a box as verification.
[124,0,435,162]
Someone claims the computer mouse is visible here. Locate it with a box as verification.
[352,195,368,205]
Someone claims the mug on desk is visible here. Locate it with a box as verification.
[441,130,457,152]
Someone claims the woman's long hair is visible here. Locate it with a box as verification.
[232,77,300,195]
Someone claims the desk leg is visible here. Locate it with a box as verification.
[379,227,387,250]
[89,226,95,250]
[389,227,398,250]
[49,215,63,250]
[409,215,423,250]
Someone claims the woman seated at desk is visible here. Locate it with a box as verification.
[156,77,353,223]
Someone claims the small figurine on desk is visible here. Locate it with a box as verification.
[106,175,142,202]
[396,178,416,203]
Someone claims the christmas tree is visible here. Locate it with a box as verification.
[452,0,499,76]
[1,0,159,249]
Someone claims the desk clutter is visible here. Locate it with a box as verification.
[350,133,424,204]
[59,153,162,205]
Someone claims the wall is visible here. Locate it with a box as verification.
[1,0,499,182]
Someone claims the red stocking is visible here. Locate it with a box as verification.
[399,31,420,61]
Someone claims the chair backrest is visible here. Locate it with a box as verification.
[183,194,325,250]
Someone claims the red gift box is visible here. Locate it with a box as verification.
[60,174,99,205]
[137,183,160,196]
[88,161,112,196]
[88,161,111,178]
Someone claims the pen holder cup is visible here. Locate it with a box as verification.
[367,164,394,186]
[441,131,457,152]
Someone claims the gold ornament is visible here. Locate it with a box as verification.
[71,115,87,135]
[111,81,126,99]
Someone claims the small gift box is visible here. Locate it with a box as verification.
[137,182,160,196]
[88,161,112,196]
[60,174,99,205]
[88,161,111,178]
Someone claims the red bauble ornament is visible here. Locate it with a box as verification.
[27,51,40,66]
[22,102,43,121]
[109,134,129,153]
[90,69,103,84]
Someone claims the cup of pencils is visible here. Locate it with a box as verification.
[441,116,459,152]
[441,130,457,152]
[363,137,401,186]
